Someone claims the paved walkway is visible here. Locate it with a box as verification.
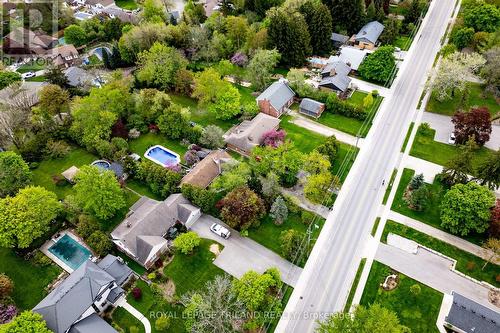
[280,188,331,219]
[376,243,498,311]
[288,113,363,147]
[117,298,152,333]
[190,215,303,287]
[350,77,390,97]
[388,210,499,264]
[422,111,500,150]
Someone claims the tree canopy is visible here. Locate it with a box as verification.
[0,152,32,198]
[0,311,52,333]
[358,46,396,84]
[218,186,266,230]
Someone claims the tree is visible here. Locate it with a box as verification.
[0,274,13,298]
[481,46,500,90]
[260,172,280,201]
[207,85,241,120]
[181,275,244,333]
[404,0,421,25]
[317,304,408,333]
[173,231,201,254]
[86,231,113,256]
[409,173,424,190]
[38,84,70,121]
[0,101,32,150]
[157,104,191,139]
[64,24,87,46]
[142,0,166,23]
[300,1,333,55]
[406,185,430,211]
[211,162,251,193]
[316,135,340,166]
[118,22,169,63]
[45,66,69,88]
[379,18,402,45]
[0,186,61,248]
[0,152,32,198]
[137,42,188,90]
[432,52,486,101]
[440,182,495,236]
[303,150,331,175]
[245,0,284,17]
[267,8,311,67]
[76,214,100,239]
[247,49,280,91]
[304,173,334,204]
[199,125,225,149]
[286,68,315,97]
[358,46,396,84]
[0,311,52,333]
[441,138,476,186]
[363,92,374,108]
[489,200,500,238]
[463,2,500,32]
[136,161,182,198]
[452,107,492,146]
[218,187,266,230]
[134,89,171,124]
[451,27,475,50]
[279,229,304,261]
[192,68,227,105]
[0,71,21,90]
[226,16,249,49]
[270,196,288,225]
[155,316,171,331]
[74,166,125,220]
[481,238,500,270]
[181,184,219,213]
[476,149,500,190]
[262,129,286,148]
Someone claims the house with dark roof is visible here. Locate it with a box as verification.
[299,98,325,119]
[33,255,133,333]
[0,81,46,108]
[350,21,385,50]
[48,44,80,67]
[110,194,201,269]
[224,113,281,156]
[318,61,352,93]
[256,80,295,118]
[331,32,349,48]
[2,27,57,55]
[180,150,233,189]
[64,66,104,88]
[444,292,500,333]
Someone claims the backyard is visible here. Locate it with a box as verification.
[426,83,499,117]
[360,261,443,333]
[382,221,500,287]
[115,0,138,10]
[129,132,189,160]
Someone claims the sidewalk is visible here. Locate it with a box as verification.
[388,210,499,264]
[117,297,152,333]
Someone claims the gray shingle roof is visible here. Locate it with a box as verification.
[68,313,117,333]
[256,81,295,112]
[445,292,500,333]
[97,254,133,286]
[331,33,349,44]
[355,21,384,44]
[299,98,324,115]
[319,61,352,92]
[33,261,115,333]
[321,61,351,77]
[224,113,281,153]
[64,67,95,87]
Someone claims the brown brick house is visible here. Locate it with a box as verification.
[256,80,295,118]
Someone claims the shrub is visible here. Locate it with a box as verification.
[409,173,424,190]
[279,229,304,261]
[417,123,433,136]
[155,316,171,331]
[325,93,367,120]
[199,125,225,149]
[173,231,201,254]
[231,52,248,66]
[0,304,17,324]
[31,251,52,267]
[284,195,301,214]
[409,284,421,296]
[147,272,157,281]
[184,150,200,166]
[270,196,288,225]
[261,129,286,148]
[301,210,315,225]
[95,139,113,159]
[0,274,14,297]
[111,119,129,138]
[131,287,142,300]
[87,231,113,256]
[136,161,182,198]
[181,184,219,213]
[128,128,141,139]
[129,326,139,333]
[44,140,71,159]
[76,214,100,239]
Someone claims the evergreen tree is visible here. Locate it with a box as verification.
[267,8,312,67]
[300,1,333,55]
[366,1,377,22]
[102,48,111,69]
[109,45,123,69]
[325,0,366,34]
[404,0,421,25]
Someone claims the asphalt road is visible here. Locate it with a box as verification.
[275,0,457,331]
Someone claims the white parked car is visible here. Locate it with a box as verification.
[448,132,456,144]
[21,71,35,79]
[210,223,231,239]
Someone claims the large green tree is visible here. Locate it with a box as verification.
[0,311,52,333]
[300,1,333,55]
[0,186,61,248]
[134,88,172,124]
[74,165,126,220]
[64,24,87,46]
[0,71,21,90]
[37,84,70,121]
[208,85,241,120]
[476,149,500,190]
[317,304,409,333]
[247,49,281,91]
[358,46,396,84]
[267,8,312,67]
[0,152,32,198]
[463,1,500,33]
[218,186,266,230]
[440,182,495,236]
[157,103,191,139]
[211,161,251,193]
[325,0,366,34]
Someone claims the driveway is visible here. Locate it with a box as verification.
[190,215,303,287]
[422,111,500,150]
[375,243,497,311]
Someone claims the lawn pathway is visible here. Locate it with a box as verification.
[117,297,152,333]
[388,210,500,264]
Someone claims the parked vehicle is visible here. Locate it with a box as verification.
[448,132,456,144]
[210,223,231,239]
[21,71,35,79]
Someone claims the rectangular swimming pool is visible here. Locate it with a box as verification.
[144,145,181,167]
[48,234,92,271]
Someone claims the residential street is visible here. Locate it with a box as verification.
[275,0,457,331]
[190,215,303,287]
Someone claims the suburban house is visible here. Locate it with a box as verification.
[256,80,295,118]
[180,150,233,189]
[330,32,349,48]
[64,66,104,88]
[110,194,201,269]
[48,44,80,67]
[443,292,500,333]
[319,61,352,93]
[328,46,372,71]
[350,21,385,50]
[33,255,133,333]
[2,27,57,55]
[102,7,139,23]
[224,113,281,156]
[0,81,46,108]
[86,0,115,11]
[299,98,325,119]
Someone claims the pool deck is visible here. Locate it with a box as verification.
[144,144,181,167]
[40,229,95,273]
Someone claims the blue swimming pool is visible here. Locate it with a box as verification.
[144,145,180,167]
[91,160,111,171]
[48,234,92,271]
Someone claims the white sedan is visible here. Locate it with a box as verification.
[21,71,36,79]
[210,223,231,239]
[448,132,456,144]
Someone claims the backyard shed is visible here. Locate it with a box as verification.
[61,166,79,183]
[299,98,325,119]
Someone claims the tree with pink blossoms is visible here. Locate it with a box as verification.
[0,304,17,324]
[231,52,248,67]
[261,129,286,148]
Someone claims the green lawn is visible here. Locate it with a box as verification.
[391,168,487,245]
[126,179,162,201]
[382,169,397,205]
[129,132,189,160]
[0,248,62,309]
[281,115,328,153]
[426,83,499,117]
[112,307,145,333]
[344,258,367,312]
[236,85,256,104]
[410,127,494,171]
[394,36,412,51]
[16,62,45,74]
[115,0,138,10]
[163,239,225,297]
[360,261,442,333]
[248,212,325,267]
[401,122,414,152]
[26,75,46,82]
[31,147,96,199]
[382,221,500,287]
[316,92,383,137]
[169,94,238,131]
